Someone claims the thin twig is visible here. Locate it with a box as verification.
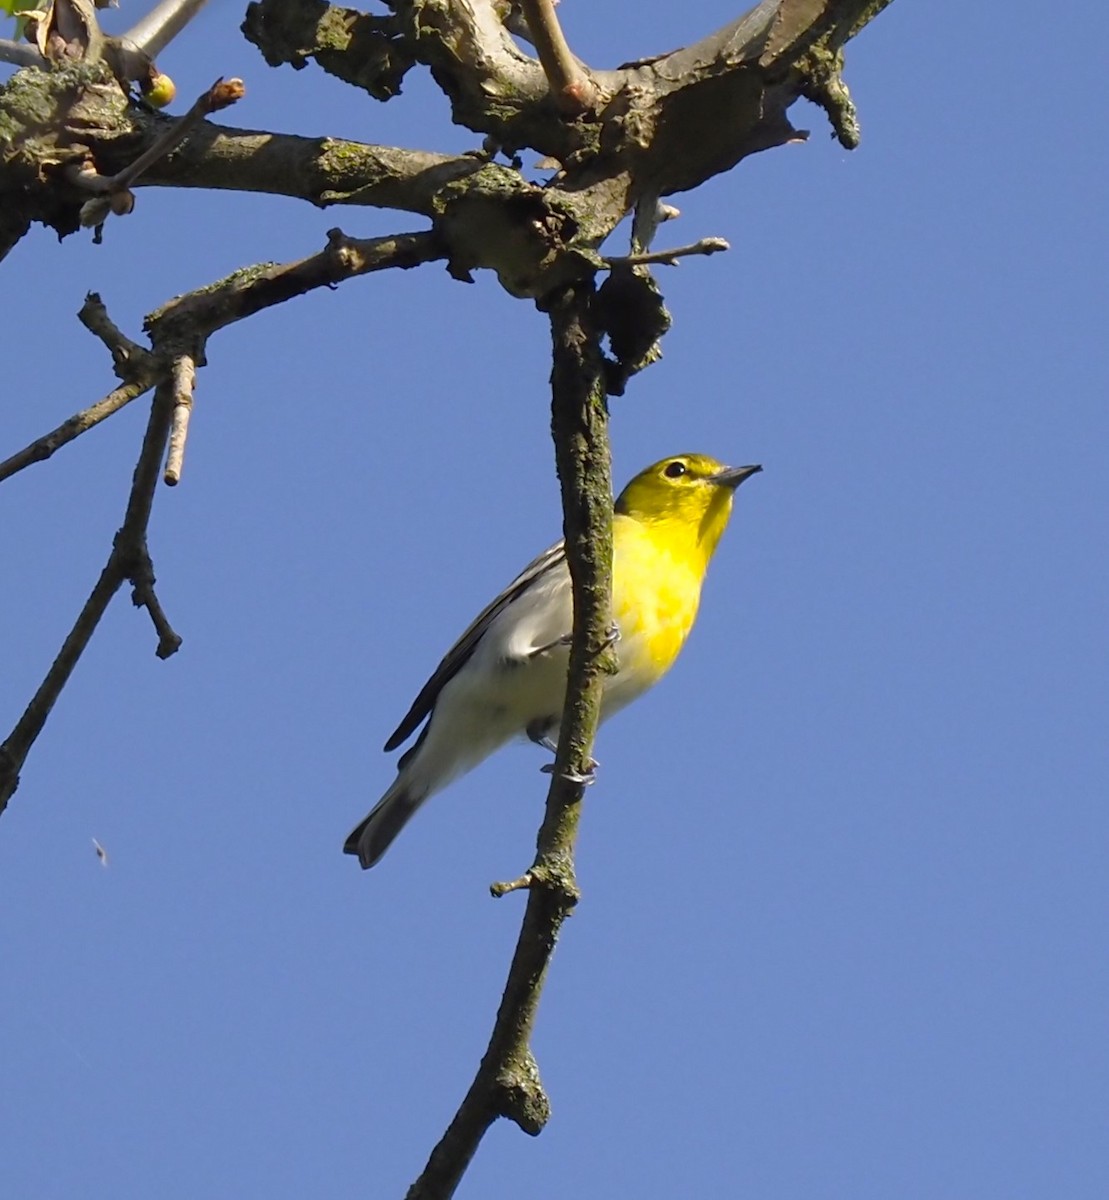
[408,280,613,1200]
[0,383,178,814]
[630,197,681,255]
[163,354,197,486]
[0,293,164,484]
[122,0,211,60]
[127,535,183,658]
[66,78,246,199]
[604,237,730,269]
[0,559,124,815]
[116,77,245,191]
[113,380,181,657]
[0,37,45,67]
[489,871,533,897]
[79,292,153,378]
[517,0,596,113]
[0,375,158,484]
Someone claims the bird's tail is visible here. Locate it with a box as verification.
[343,778,426,869]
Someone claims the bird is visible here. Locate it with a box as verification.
[344,453,761,868]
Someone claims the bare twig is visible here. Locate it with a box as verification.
[630,198,681,255]
[0,291,164,484]
[0,37,45,68]
[113,380,181,658]
[0,558,124,815]
[604,237,730,269]
[122,0,212,60]
[115,77,245,191]
[66,77,246,202]
[0,376,158,484]
[163,354,197,486]
[78,292,153,377]
[408,280,613,1200]
[489,871,534,897]
[517,0,596,113]
[0,381,178,814]
[68,77,244,241]
[127,534,183,659]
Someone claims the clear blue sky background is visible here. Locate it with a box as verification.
[2,2,1106,1197]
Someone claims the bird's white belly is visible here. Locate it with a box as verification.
[401,535,697,796]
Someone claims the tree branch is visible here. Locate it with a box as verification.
[130,126,485,218]
[517,0,596,113]
[0,38,45,68]
[163,354,197,487]
[242,0,415,103]
[0,376,158,484]
[144,228,445,342]
[604,237,730,269]
[407,279,613,1199]
[123,0,212,61]
[0,380,177,815]
[0,228,446,817]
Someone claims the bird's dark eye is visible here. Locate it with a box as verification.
[663,461,687,479]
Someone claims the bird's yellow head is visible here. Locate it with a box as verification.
[615,454,762,568]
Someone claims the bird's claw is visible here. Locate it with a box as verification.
[540,757,598,786]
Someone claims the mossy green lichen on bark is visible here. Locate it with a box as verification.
[0,61,134,246]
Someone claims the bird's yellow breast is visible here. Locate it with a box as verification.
[611,513,705,689]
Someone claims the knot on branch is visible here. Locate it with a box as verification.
[0,62,131,242]
[495,1051,551,1135]
[437,172,598,298]
[797,45,859,149]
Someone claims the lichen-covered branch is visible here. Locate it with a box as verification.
[406,280,612,1200]
[144,228,445,343]
[2,0,893,280]
[241,0,415,102]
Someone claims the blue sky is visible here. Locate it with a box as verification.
[2,2,1107,1197]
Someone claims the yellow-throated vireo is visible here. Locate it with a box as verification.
[345,453,761,868]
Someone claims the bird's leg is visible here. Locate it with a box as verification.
[530,623,618,660]
[528,632,573,658]
[526,718,559,755]
[529,717,598,782]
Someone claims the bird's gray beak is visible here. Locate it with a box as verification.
[710,463,762,489]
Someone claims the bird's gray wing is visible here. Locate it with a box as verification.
[383,539,567,752]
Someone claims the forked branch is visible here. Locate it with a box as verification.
[0,228,446,816]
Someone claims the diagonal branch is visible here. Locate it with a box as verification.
[407,279,613,1199]
[122,0,212,60]
[145,228,444,341]
[0,381,177,815]
[0,376,158,484]
[0,38,45,68]
[517,0,596,113]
